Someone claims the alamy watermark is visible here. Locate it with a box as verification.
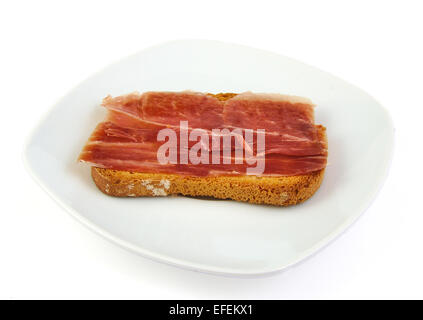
[156,121,265,175]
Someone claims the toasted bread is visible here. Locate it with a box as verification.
[92,166,325,206]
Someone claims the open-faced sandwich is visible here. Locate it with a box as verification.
[79,91,327,205]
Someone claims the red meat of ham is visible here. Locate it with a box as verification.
[79,91,327,176]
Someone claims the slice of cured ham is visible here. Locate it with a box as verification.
[102,91,224,129]
[79,91,327,176]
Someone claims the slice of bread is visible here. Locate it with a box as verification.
[88,93,327,206]
[92,166,325,206]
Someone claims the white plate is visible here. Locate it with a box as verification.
[23,40,394,276]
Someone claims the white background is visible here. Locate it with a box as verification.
[1,0,422,299]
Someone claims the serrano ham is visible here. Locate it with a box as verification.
[79,91,327,176]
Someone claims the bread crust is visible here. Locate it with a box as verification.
[88,92,327,206]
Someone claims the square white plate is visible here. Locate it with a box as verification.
[23,40,394,276]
